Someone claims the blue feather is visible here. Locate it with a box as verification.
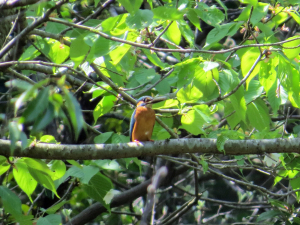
[129,108,137,142]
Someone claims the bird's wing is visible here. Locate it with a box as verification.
[129,109,137,142]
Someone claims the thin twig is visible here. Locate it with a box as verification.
[47,17,300,55]
[149,21,174,47]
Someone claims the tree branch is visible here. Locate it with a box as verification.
[0,0,67,60]
[0,0,39,9]
[2,138,300,160]
[48,17,300,55]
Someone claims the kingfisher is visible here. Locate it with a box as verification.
[129,96,164,143]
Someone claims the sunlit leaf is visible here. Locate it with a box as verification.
[14,160,37,202]
[93,95,117,123]
[283,36,300,59]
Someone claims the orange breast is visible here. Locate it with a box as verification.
[132,106,156,142]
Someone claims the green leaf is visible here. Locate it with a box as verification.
[32,103,55,132]
[86,82,113,100]
[25,159,59,197]
[152,6,184,20]
[194,67,219,99]
[240,0,257,6]
[250,3,269,25]
[155,79,171,95]
[63,89,85,140]
[19,45,41,61]
[153,99,178,109]
[37,214,62,225]
[246,99,270,131]
[202,61,219,72]
[5,79,33,91]
[126,9,153,29]
[216,134,229,153]
[273,9,289,27]
[0,186,22,217]
[143,49,167,69]
[40,135,56,143]
[229,85,247,123]
[117,0,143,14]
[178,19,195,47]
[237,47,261,87]
[94,37,119,57]
[14,160,37,202]
[0,156,10,176]
[218,70,237,95]
[152,117,173,140]
[27,167,59,197]
[81,166,100,184]
[21,87,50,123]
[181,105,212,135]
[48,39,70,64]
[45,21,67,34]
[109,44,132,65]
[111,133,129,143]
[163,21,181,45]
[257,210,282,222]
[92,160,121,171]
[82,173,113,213]
[100,60,125,87]
[64,166,84,179]
[204,23,233,48]
[83,33,99,47]
[70,35,90,68]
[256,22,273,38]
[245,80,264,104]
[291,176,300,200]
[93,95,116,123]
[200,159,208,173]
[15,79,49,115]
[194,3,224,27]
[133,68,157,85]
[174,58,200,88]
[20,131,27,150]
[290,12,300,25]
[94,132,114,144]
[283,36,300,59]
[177,84,203,103]
[101,14,128,35]
[186,9,202,31]
[49,160,66,181]
[259,57,281,112]
[224,102,241,128]
[45,200,68,214]
[9,121,21,152]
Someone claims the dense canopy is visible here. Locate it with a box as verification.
[1,0,300,224]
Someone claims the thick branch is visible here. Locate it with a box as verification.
[1,138,300,160]
[0,0,39,9]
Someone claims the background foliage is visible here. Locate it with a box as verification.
[1,0,300,224]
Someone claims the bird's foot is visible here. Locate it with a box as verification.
[133,140,144,146]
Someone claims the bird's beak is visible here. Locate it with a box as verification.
[148,96,166,104]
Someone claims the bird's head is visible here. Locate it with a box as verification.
[136,96,165,108]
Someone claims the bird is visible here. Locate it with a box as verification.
[129,96,164,143]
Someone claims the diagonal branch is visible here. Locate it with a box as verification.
[0,0,67,60]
